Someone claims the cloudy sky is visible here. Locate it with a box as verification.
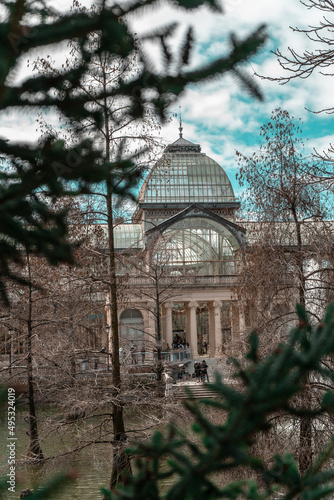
[133,0,334,199]
[3,0,334,200]
[127,0,334,200]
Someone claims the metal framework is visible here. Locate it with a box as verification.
[139,152,235,204]
[114,224,143,250]
[154,218,239,275]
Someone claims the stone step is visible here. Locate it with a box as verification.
[172,383,218,400]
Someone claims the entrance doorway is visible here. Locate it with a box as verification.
[172,303,186,344]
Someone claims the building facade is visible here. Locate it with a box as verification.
[111,134,248,358]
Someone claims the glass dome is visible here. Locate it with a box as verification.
[139,138,235,204]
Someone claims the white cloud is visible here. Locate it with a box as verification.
[149,0,334,186]
[3,0,334,200]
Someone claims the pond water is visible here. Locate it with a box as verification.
[0,406,117,500]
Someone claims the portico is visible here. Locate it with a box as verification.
[161,298,242,358]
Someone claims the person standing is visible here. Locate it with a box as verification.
[178,364,185,382]
[140,344,146,364]
[130,345,138,364]
[194,361,201,381]
[165,343,171,362]
[200,360,209,382]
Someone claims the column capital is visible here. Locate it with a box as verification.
[213,300,222,309]
[188,301,198,309]
[164,302,174,309]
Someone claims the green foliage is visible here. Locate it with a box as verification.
[0,0,267,304]
[3,306,334,497]
[98,304,334,499]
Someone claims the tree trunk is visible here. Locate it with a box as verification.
[293,212,312,474]
[155,284,164,397]
[299,407,312,475]
[103,97,132,492]
[293,213,306,309]
[106,188,132,490]
[26,251,44,461]
[68,265,76,381]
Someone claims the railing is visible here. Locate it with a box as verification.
[0,350,193,379]
[120,350,192,366]
[124,275,238,287]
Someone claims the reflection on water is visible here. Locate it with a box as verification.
[0,408,113,499]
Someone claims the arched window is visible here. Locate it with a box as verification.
[119,309,144,345]
[153,218,240,275]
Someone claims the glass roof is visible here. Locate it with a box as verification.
[139,139,235,204]
[114,224,143,250]
[164,218,240,251]
[153,217,239,275]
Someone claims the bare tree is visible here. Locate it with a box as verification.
[236,108,334,474]
[265,1,334,92]
[259,1,334,168]
[118,234,195,394]
[0,198,110,456]
[33,8,163,486]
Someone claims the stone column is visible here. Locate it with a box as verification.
[185,306,190,346]
[164,302,174,346]
[208,304,216,358]
[161,304,166,342]
[213,301,222,357]
[187,302,199,358]
[209,301,222,357]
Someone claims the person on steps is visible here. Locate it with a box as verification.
[194,361,201,381]
[200,360,209,382]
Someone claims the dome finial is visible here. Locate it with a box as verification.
[179,105,183,138]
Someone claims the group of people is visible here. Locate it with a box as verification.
[172,338,190,349]
[168,341,191,361]
[118,344,209,380]
[177,360,209,382]
[194,360,209,382]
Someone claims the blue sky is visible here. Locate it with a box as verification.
[130,0,334,201]
[3,0,334,206]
